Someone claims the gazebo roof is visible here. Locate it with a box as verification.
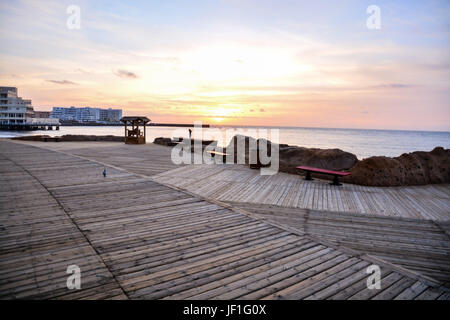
[120,116,150,124]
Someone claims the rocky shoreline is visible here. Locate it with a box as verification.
[345,147,449,186]
[11,134,449,187]
[155,135,449,187]
[12,134,124,142]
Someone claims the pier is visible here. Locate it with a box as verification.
[0,124,60,131]
[0,120,60,131]
[0,139,449,299]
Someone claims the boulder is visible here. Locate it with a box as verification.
[12,135,51,141]
[223,135,449,186]
[279,146,358,174]
[345,147,450,186]
[154,137,218,149]
[223,135,358,174]
[154,137,177,146]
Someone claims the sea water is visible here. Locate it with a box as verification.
[1,126,449,160]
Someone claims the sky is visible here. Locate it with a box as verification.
[0,0,449,131]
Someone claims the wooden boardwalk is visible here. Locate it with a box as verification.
[0,146,127,299]
[1,140,449,300]
[152,164,450,221]
[13,140,181,176]
[230,202,450,287]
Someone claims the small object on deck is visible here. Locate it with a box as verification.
[296,166,351,186]
[103,168,107,177]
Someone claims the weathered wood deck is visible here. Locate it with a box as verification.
[152,164,450,221]
[229,202,450,287]
[12,140,181,176]
[1,140,449,300]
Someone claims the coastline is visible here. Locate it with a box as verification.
[1,126,449,159]
[9,133,450,187]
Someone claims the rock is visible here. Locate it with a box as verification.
[154,137,177,146]
[153,137,217,149]
[223,135,358,175]
[12,135,51,141]
[224,135,449,186]
[59,135,123,142]
[345,147,450,186]
[279,146,358,174]
[12,135,124,142]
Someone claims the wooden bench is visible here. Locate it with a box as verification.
[207,150,229,162]
[296,166,351,186]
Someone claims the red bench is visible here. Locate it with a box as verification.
[296,166,351,186]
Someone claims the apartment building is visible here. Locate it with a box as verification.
[50,106,122,123]
[99,108,122,122]
[0,87,34,124]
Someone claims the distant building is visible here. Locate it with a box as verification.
[50,106,122,123]
[50,106,77,121]
[34,111,50,118]
[99,108,122,122]
[0,86,34,124]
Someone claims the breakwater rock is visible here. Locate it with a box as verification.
[154,137,218,150]
[223,135,357,173]
[223,135,449,186]
[12,135,124,142]
[345,147,450,186]
[153,137,178,146]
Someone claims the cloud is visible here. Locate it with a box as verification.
[75,68,92,74]
[373,83,412,89]
[46,80,77,85]
[114,69,138,79]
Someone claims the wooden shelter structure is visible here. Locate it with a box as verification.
[121,116,150,144]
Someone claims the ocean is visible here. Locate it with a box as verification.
[1,125,449,159]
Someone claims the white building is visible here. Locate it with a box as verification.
[99,108,122,122]
[0,87,34,124]
[50,106,122,123]
[50,107,77,121]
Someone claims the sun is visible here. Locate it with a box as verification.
[206,106,236,124]
[212,117,225,123]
